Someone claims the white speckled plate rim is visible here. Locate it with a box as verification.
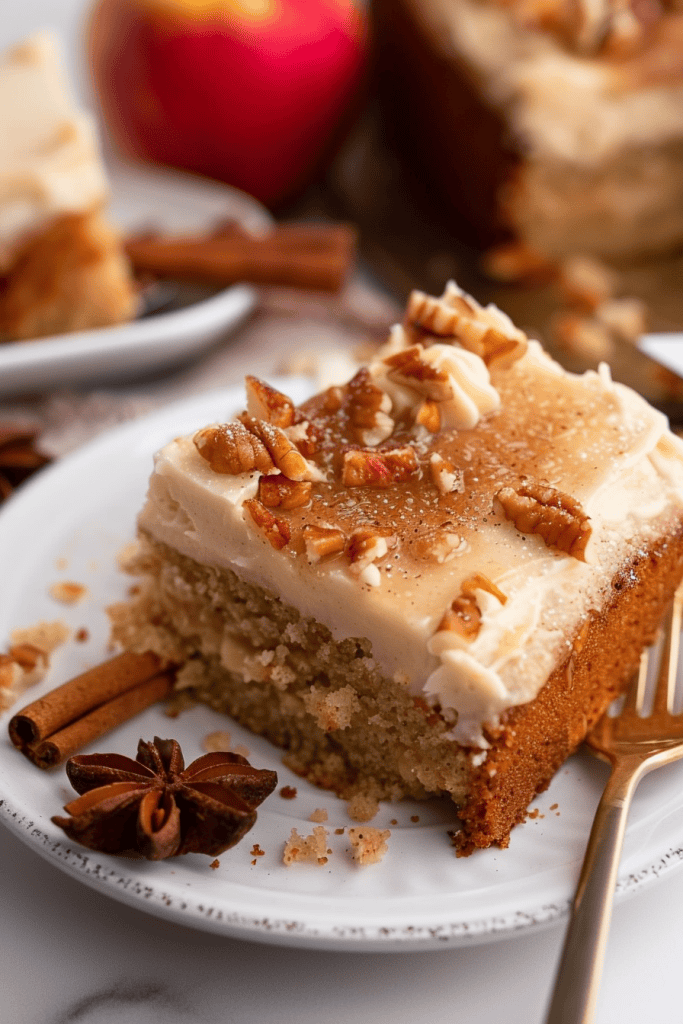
[2,383,683,952]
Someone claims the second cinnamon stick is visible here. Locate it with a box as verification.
[25,672,175,769]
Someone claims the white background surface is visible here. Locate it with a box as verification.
[2,2,683,1021]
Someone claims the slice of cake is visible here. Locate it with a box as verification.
[374,0,683,261]
[0,33,136,341]
[110,283,683,853]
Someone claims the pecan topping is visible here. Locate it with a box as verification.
[416,400,441,433]
[196,416,320,482]
[194,421,274,475]
[345,368,394,446]
[496,482,591,560]
[245,376,295,427]
[346,529,396,585]
[341,446,419,488]
[405,287,527,367]
[438,595,482,640]
[244,416,319,482]
[303,524,346,562]
[462,573,508,604]
[384,345,453,401]
[437,574,507,639]
[429,453,464,495]
[243,498,291,549]
[51,737,277,859]
[258,474,312,510]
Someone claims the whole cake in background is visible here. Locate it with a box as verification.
[0,32,136,342]
[374,0,683,261]
[110,283,683,854]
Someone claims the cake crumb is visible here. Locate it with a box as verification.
[0,620,71,711]
[74,627,89,642]
[202,729,232,753]
[410,815,420,823]
[279,785,297,800]
[250,844,265,857]
[348,827,390,865]
[550,803,558,810]
[346,792,379,822]
[49,581,87,605]
[283,826,329,866]
[210,859,220,870]
[335,827,345,835]
[303,684,360,732]
[309,807,328,823]
[11,620,70,654]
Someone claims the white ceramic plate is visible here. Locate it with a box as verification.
[2,381,683,952]
[0,160,272,395]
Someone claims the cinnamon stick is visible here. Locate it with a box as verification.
[8,651,166,749]
[25,671,175,769]
[125,222,357,293]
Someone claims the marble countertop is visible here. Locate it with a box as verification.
[3,815,683,1024]
[3,3,683,1021]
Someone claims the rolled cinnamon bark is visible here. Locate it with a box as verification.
[8,651,165,748]
[125,222,357,293]
[25,672,175,769]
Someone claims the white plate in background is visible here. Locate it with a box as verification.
[0,160,272,396]
[2,382,683,950]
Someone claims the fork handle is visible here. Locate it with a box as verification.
[543,756,647,1024]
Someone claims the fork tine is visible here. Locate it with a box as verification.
[623,648,649,716]
[652,587,683,717]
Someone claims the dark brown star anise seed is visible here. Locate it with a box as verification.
[51,736,278,860]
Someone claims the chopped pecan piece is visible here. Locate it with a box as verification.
[405,286,527,367]
[341,446,419,488]
[194,422,275,475]
[344,368,394,446]
[416,400,441,433]
[245,376,295,428]
[496,481,591,560]
[437,573,507,640]
[406,289,473,337]
[243,498,291,549]
[346,529,395,586]
[383,345,453,401]
[285,418,319,458]
[429,453,464,495]
[461,573,507,605]
[244,417,320,482]
[303,524,346,562]
[258,474,312,510]
[437,595,482,640]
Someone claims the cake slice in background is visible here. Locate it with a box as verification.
[0,33,136,342]
[110,283,683,853]
[373,0,683,262]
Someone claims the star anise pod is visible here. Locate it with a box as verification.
[51,737,278,860]
[0,424,50,503]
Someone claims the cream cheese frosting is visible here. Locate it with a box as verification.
[137,285,683,746]
[415,0,683,168]
[0,32,109,272]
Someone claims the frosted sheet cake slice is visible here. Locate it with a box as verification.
[0,33,136,341]
[110,283,683,853]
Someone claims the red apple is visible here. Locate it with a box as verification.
[88,0,368,207]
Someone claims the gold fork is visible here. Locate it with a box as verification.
[544,584,683,1024]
